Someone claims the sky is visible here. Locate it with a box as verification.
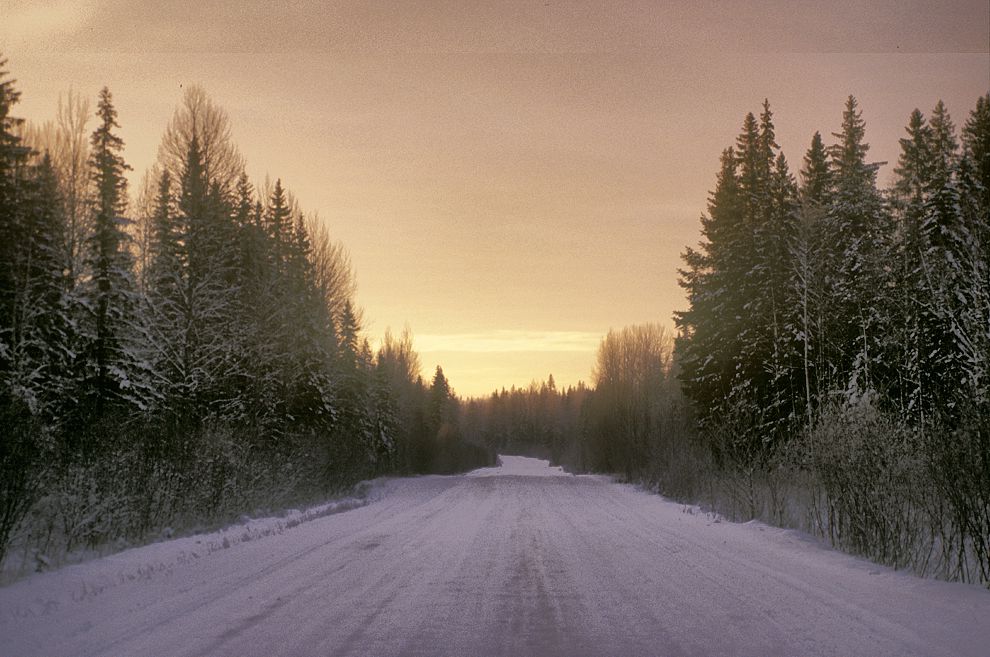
[2,0,988,397]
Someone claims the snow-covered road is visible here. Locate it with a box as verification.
[2,455,989,657]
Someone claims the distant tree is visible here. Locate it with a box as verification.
[430,365,451,426]
[589,324,673,476]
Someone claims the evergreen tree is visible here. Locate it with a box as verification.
[893,109,934,211]
[267,179,292,272]
[430,365,451,427]
[11,155,70,415]
[823,95,891,401]
[890,108,934,417]
[0,55,32,368]
[765,152,801,428]
[916,101,979,421]
[325,299,372,481]
[962,93,990,217]
[678,102,802,457]
[77,87,146,422]
[144,169,186,415]
[0,55,60,566]
[676,148,744,428]
[157,136,241,421]
[148,171,178,294]
[791,131,832,420]
[0,54,30,215]
[734,106,776,440]
[801,132,832,205]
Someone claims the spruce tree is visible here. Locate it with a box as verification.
[0,55,32,365]
[0,56,59,565]
[890,109,934,417]
[801,132,831,205]
[893,109,934,211]
[160,136,242,420]
[676,148,743,426]
[962,93,990,217]
[917,101,976,421]
[792,132,832,424]
[16,155,70,415]
[78,87,146,423]
[765,152,801,429]
[824,95,890,401]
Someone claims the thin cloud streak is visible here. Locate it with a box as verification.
[415,330,601,354]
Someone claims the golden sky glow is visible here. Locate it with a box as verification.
[2,1,988,396]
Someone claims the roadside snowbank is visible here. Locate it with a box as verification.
[0,483,383,620]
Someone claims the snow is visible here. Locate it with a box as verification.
[467,454,573,478]
[1,456,988,657]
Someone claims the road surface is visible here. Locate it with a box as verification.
[2,455,989,657]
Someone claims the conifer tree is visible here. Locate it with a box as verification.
[791,132,832,423]
[765,152,801,428]
[430,365,451,427]
[823,96,891,400]
[962,93,990,217]
[676,148,743,425]
[916,101,978,420]
[148,171,178,293]
[801,132,831,205]
[78,87,146,421]
[0,55,32,356]
[144,169,186,412]
[0,56,60,566]
[894,109,934,211]
[16,155,69,413]
[890,109,935,417]
[678,102,802,454]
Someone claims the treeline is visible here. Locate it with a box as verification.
[461,375,588,460]
[461,325,684,480]
[0,57,490,573]
[676,94,989,584]
[466,94,990,586]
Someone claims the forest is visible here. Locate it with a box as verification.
[462,94,990,587]
[1,50,988,588]
[0,56,491,576]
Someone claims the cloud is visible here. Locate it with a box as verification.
[414,330,601,354]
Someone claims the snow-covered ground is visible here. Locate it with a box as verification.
[467,454,573,477]
[1,456,988,657]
